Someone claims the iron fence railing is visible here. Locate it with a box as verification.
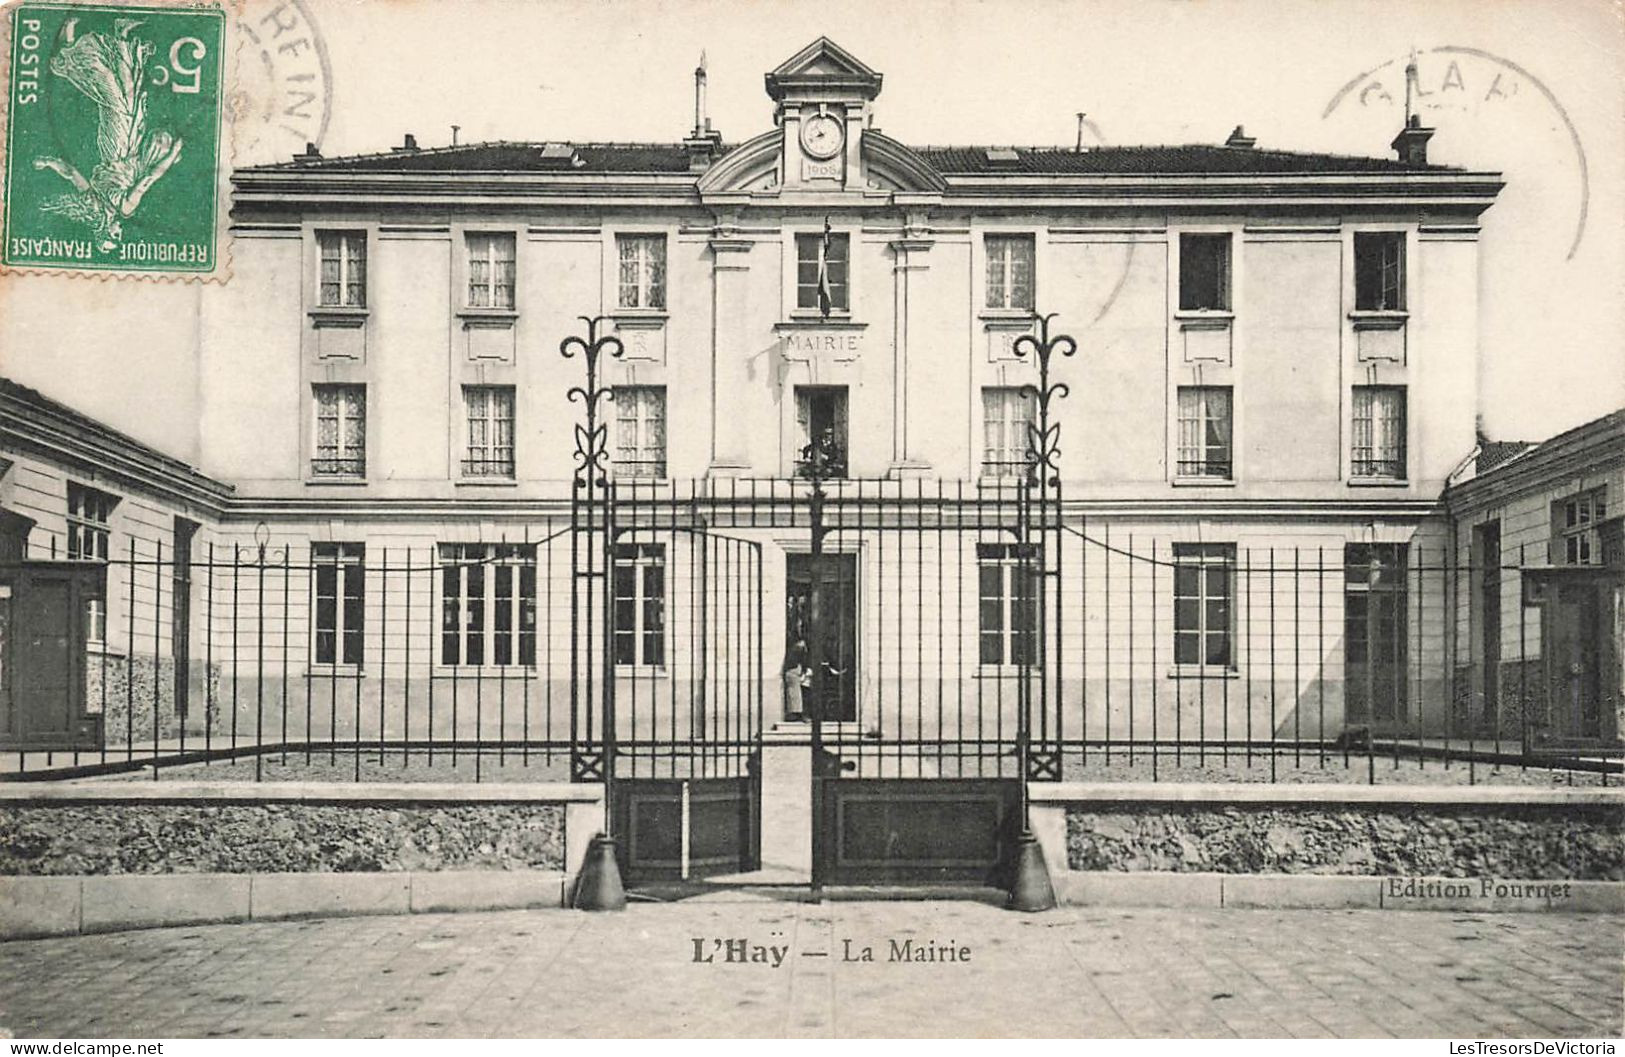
[1,479,1618,785]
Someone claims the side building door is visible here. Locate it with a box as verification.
[0,562,105,749]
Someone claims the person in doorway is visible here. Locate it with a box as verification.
[782,637,809,722]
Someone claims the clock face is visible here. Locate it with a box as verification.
[800,114,844,160]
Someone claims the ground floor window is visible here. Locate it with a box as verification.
[1173,543,1235,668]
[978,542,1039,666]
[439,544,536,666]
[312,543,365,666]
[613,543,666,667]
[1345,542,1408,724]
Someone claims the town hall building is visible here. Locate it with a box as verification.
[9,38,1614,883]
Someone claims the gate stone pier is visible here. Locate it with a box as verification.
[759,723,815,881]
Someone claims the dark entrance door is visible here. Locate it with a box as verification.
[1548,582,1603,742]
[787,553,856,722]
[0,563,103,749]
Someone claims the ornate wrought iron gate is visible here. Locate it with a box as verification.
[565,319,765,884]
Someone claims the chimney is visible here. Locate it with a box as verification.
[1391,113,1435,166]
[391,132,419,153]
[295,141,322,161]
[1224,125,1256,149]
[684,49,724,171]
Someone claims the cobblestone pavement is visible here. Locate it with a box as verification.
[0,900,1618,1038]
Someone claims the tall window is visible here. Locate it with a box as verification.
[985,234,1035,310]
[613,543,666,667]
[796,231,849,313]
[1554,490,1607,566]
[978,543,1039,666]
[794,386,848,478]
[439,544,537,667]
[1354,232,1405,312]
[466,232,516,309]
[981,387,1035,478]
[613,386,667,479]
[1173,543,1234,668]
[312,384,366,477]
[463,386,515,478]
[1178,233,1231,311]
[317,230,366,308]
[67,483,117,644]
[312,543,364,666]
[1352,386,1406,479]
[1176,386,1233,479]
[617,234,667,310]
[1345,543,1409,724]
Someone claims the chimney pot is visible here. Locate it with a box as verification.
[1391,119,1435,166]
[1224,125,1256,149]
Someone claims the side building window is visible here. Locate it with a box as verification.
[795,231,849,313]
[613,543,666,667]
[981,387,1035,479]
[1179,233,1231,312]
[1173,543,1234,668]
[617,235,667,310]
[466,232,516,309]
[439,544,537,667]
[67,482,117,644]
[985,234,1035,310]
[978,543,1039,666]
[1554,489,1607,566]
[613,386,667,479]
[1352,385,1406,479]
[317,230,367,308]
[1354,232,1406,312]
[312,383,367,478]
[1176,386,1233,479]
[312,543,364,666]
[463,385,516,478]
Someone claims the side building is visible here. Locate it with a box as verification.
[1447,409,1625,751]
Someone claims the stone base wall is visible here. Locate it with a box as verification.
[0,802,564,875]
[1066,803,1624,880]
[88,656,220,743]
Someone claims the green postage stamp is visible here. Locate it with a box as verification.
[4,2,225,275]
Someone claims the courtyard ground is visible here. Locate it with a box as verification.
[0,898,1617,1038]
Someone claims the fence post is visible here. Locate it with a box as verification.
[561,314,627,911]
[1007,310,1075,913]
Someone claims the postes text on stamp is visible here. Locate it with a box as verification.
[4,2,225,274]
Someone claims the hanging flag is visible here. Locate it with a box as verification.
[817,216,834,318]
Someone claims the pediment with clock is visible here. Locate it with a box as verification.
[697,38,945,201]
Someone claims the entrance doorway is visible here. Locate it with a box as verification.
[0,563,104,749]
[786,552,856,722]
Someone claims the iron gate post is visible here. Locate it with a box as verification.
[1007,311,1076,912]
[562,315,627,910]
[802,427,843,900]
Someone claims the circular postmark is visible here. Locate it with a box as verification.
[228,0,331,166]
[1323,47,1588,260]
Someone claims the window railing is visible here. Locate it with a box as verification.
[461,456,515,478]
[1351,455,1405,479]
[1177,458,1233,478]
[612,458,667,480]
[310,456,365,477]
